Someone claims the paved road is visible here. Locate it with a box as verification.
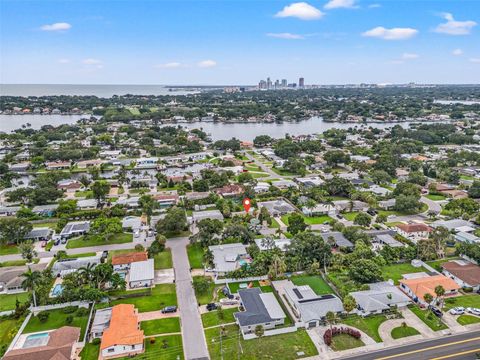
[339,331,480,360]
[421,196,442,215]
[167,237,210,360]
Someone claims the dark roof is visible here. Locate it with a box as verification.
[321,232,354,248]
[234,288,274,326]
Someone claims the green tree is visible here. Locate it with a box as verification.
[354,212,372,227]
[91,180,110,206]
[287,213,308,235]
[0,218,32,245]
[343,294,357,314]
[349,259,382,283]
[254,325,265,338]
[19,240,37,263]
[22,267,41,307]
[156,206,187,235]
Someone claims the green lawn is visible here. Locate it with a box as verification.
[291,275,334,295]
[0,244,19,255]
[426,257,459,272]
[457,315,480,326]
[0,259,28,267]
[79,342,100,360]
[330,333,365,351]
[341,315,388,343]
[201,307,238,328]
[444,295,480,311]
[381,263,428,285]
[110,284,177,312]
[140,317,181,335]
[32,221,58,229]
[425,194,446,201]
[391,325,420,339]
[205,325,318,359]
[227,280,273,295]
[0,292,31,311]
[154,249,173,269]
[74,190,93,198]
[0,318,23,354]
[193,276,223,305]
[66,233,132,249]
[342,212,359,221]
[408,306,448,331]
[120,335,184,360]
[23,306,90,339]
[281,214,331,225]
[187,243,204,269]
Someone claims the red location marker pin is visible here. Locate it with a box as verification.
[243,198,251,213]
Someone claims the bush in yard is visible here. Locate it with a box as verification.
[323,327,361,346]
[150,338,156,344]
[92,338,101,345]
[37,311,49,323]
[65,315,73,324]
[192,276,211,294]
[134,244,144,251]
[76,307,89,316]
[63,306,77,314]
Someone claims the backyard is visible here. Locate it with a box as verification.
[341,315,388,343]
[66,233,132,249]
[381,263,428,284]
[204,325,318,359]
[140,317,181,336]
[281,214,332,225]
[79,342,100,360]
[109,284,177,312]
[23,306,90,339]
[291,275,334,295]
[227,280,273,294]
[0,292,31,312]
[0,318,23,356]
[201,307,238,328]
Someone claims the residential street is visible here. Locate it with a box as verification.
[167,236,210,360]
[338,331,480,360]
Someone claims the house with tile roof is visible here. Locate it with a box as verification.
[399,274,460,306]
[395,223,432,243]
[442,260,480,291]
[111,252,148,272]
[100,304,144,359]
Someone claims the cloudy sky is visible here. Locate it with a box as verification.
[1,0,479,85]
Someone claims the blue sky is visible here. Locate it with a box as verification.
[1,0,479,85]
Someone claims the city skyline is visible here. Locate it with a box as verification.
[1,0,480,85]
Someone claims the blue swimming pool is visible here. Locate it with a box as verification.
[23,332,50,348]
[26,332,49,340]
[51,284,63,296]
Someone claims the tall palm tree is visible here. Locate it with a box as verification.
[21,267,41,307]
[79,262,96,285]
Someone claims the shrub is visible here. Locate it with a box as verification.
[323,326,361,346]
[37,311,50,323]
[92,338,101,345]
[134,244,144,251]
[63,306,77,314]
[463,287,473,293]
[65,315,73,324]
[76,307,89,317]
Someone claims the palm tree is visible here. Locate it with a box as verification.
[79,262,96,285]
[434,285,446,309]
[21,267,41,307]
[325,311,338,332]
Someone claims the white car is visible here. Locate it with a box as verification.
[219,298,238,305]
[466,307,480,316]
[449,307,465,315]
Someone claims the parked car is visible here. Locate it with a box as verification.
[61,238,67,245]
[428,305,443,317]
[206,303,218,311]
[367,209,377,216]
[41,241,47,248]
[161,306,177,314]
[449,307,465,315]
[134,230,140,238]
[467,307,480,316]
[220,298,238,305]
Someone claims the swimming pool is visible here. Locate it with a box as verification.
[23,332,50,348]
[51,284,63,296]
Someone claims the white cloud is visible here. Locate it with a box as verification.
[362,26,418,40]
[275,2,324,20]
[470,58,480,63]
[266,32,304,39]
[57,58,70,64]
[452,48,463,56]
[197,60,217,68]
[368,3,381,8]
[82,58,103,69]
[402,53,419,59]
[40,22,72,31]
[434,13,477,35]
[324,0,357,9]
[155,62,183,68]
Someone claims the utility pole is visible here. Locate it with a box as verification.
[238,328,243,359]
[220,327,224,360]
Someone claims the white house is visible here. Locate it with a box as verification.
[128,259,155,289]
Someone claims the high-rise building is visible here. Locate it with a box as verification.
[274,79,280,89]
[266,77,272,90]
[258,80,267,89]
[281,79,287,88]
[299,77,305,88]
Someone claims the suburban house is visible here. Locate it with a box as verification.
[215,184,244,197]
[281,280,344,328]
[378,199,396,210]
[191,209,224,223]
[442,260,480,291]
[254,238,291,252]
[59,221,91,239]
[121,216,143,232]
[302,204,336,217]
[52,256,101,277]
[25,227,53,242]
[432,219,476,233]
[3,326,80,360]
[350,282,411,316]
[320,232,354,249]
[100,304,144,359]
[153,194,179,207]
[128,259,155,289]
[0,263,47,294]
[257,199,296,216]
[91,307,113,339]
[395,223,432,243]
[234,288,286,335]
[112,252,148,272]
[399,274,460,306]
[208,243,251,276]
[455,231,480,244]
[372,233,405,249]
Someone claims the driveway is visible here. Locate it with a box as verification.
[167,237,209,360]
[420,196,442,214]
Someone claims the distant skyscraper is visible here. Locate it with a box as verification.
[299,77,305,88]
[258,80,267,89]
[275,79,280,89]
[281,79,287,88]
[267,77,272,90]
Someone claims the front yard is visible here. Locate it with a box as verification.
[457,315,480,325]
[341,315,388,343]
[330,333,365,351]
[23,306,90,338]
[154,249,173,269]
[281,214,332,225]
[187,243,204,269]
[291,275,334,295]
[0,292,31,312]
[0,244,19,256]
[66,233,132,249]
[204,325,318,359]
[109,284,177,312]
[140,317,181,335]
[391,325,420,339]
[444,295,480,311]
[408,306,448,331]
[201,307,238,328]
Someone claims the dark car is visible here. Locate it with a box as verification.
[367,209,377,216]
[206,303,218,311]
[161,306,177,314]
[428,305,443,317]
